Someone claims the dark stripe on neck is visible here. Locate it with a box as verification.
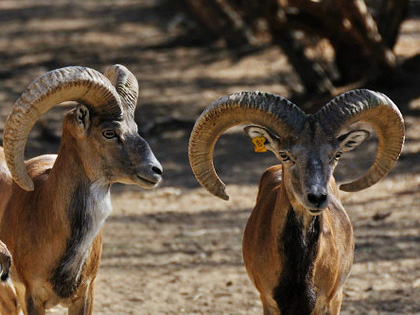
[51,181,92,298]
[273,207,321,315]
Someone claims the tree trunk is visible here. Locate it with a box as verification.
[263,0,335,95]
[282,0,397,84]
[182,0,254,47]
[181,0,407,88]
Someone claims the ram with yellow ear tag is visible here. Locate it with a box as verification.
[189,89,404,315]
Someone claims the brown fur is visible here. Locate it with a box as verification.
[0,145,101,313]
[242,165,354,315]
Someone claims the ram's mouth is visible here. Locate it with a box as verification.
[136,174,161,188]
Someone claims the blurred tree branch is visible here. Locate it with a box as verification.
[180,0,410,101]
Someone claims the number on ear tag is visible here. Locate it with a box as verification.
[252,136,267,152]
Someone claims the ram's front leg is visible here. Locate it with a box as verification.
[68,236,101,315]
[262,302,280,315]
[328,288,343,315]
[68,282,95,315]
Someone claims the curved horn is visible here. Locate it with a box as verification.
[189,91,307,200]
[104,64,139,115]
[314,89,404,192]
[4,66,123,191]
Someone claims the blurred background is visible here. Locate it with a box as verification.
[0,0,419,314]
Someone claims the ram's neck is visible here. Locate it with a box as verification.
[46,137,112,298]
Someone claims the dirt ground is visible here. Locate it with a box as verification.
[0,1,420,314]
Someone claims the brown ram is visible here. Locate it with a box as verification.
[0,65,163,314]
[189,89,404,314]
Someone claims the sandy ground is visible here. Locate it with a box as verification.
[0,1,419,314]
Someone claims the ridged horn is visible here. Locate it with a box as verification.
[188,91,307,200]
[314,89,404,192]
[103,64,139,115]
[4,66,123,191]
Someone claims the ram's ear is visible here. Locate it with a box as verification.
[244,125,281,154]
[75,105,90,133]
[338,129,370,152]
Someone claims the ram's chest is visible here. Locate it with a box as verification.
[272,208,321,315]
[50,183,112,299]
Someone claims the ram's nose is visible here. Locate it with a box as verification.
[307,192,328,209]
[150,160,163,182]
[305,183,328,214]
[152,164,163,176]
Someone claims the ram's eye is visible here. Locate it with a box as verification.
[279,152,290,162]
[334,151,342,161]
[102,130,117,139]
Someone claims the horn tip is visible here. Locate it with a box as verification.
[208,186,229,200]
[18,178,34,192]
[339,182,364,192]
[339,183,350,192]
[219,192,230,201]
[208,184,229,200]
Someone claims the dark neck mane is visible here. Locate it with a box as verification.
[273,207,321,315]
[51,180,111,298]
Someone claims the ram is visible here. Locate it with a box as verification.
[189,90,404,314]
[0,65,163,314]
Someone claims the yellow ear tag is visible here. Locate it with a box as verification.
[252,136,267,153]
